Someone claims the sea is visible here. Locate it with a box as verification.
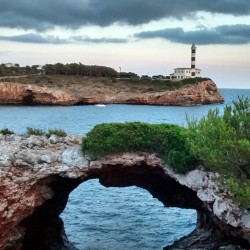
[0,88,249,250]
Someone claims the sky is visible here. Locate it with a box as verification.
[0,0,250,88]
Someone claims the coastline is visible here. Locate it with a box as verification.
[0,76,224,106]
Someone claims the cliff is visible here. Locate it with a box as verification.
[0,82,76,105]
[0,78,224,106]
[0,134,249,250]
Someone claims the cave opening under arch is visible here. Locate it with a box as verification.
[61,179,197,250]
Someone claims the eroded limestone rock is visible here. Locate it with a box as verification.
[0,80,224,106]
[0,134,249,250]
[0,83,76,105]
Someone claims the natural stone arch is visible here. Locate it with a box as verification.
[19,163,203,250]
[0,135,249,249]
[9,158,241,250]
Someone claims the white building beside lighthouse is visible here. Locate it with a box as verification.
[170,44,201,80]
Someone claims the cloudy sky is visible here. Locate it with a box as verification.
[1,0,250,88]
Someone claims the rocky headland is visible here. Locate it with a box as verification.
[0,76,224,106]
[0,134,249,250]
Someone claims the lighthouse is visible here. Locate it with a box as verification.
[169,44,201,80]
[191,43,196,77]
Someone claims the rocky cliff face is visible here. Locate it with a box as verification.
[0,83,76,105]
[0,134,248,250]
[110,80,224,106]
[0,79,224,106]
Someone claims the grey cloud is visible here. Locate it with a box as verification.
[0,33,69,44]
[72,36,128,43]
[135,25,250,45]
[0,0,250,30]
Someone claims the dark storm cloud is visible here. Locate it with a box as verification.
[0,33,69,44]
[0,33,128,44]
[135,25,250,45]
[0,0,250,30]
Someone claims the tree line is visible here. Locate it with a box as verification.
[42,63,118,77]
[0,62,142,79]
[0,64,40,76]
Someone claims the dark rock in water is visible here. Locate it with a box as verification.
[0,135,249,249]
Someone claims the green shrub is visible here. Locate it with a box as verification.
[187,97,250,176]
[0,128,14,135]
[81,122,198,174]
[26,127,45,136]
[166,150,197,174]
[179,77,210,85]
[227,177,250,208]
[47,129,67,137]
[187,97,250,208]
[26,127,67,137]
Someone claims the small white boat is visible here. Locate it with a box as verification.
[95,104,106,107]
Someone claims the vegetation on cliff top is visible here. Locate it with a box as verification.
[81,122,198,173]
[0,62,211,93]
[0,63,118,77]
[81,97,250,208]
[0,73,211,95]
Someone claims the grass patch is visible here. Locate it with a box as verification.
[47,129,67,137]
[179,77,210,85]
[26,127,46,136]
[0,128,14,135]
[26,127,67,137]
[120,77,210,92]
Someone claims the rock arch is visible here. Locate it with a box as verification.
[0,135,249,249]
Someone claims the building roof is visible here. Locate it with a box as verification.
[4,63,14,66]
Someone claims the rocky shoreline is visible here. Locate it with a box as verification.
[0,79,224,106]
[0,134,249,250]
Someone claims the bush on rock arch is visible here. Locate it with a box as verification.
[81,122,198,174]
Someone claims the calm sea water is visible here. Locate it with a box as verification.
[0,88,249,249]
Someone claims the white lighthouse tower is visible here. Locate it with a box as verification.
[191,43,196,77]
